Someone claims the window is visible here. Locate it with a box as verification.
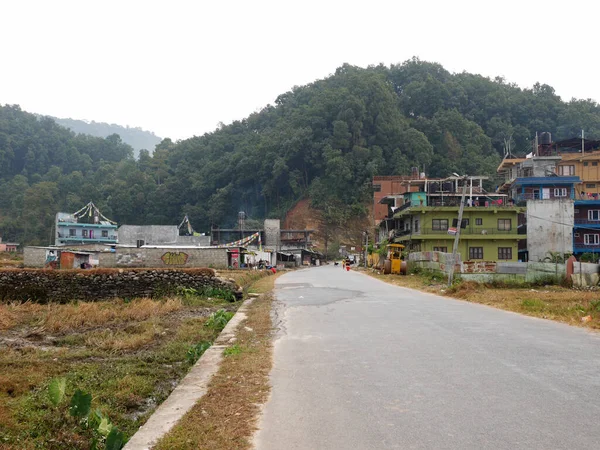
[372,184,381,192]
[432,219,448,231]
[498,247,512,260]
[574,233,580,237]
[586,184,596,189]
[102,230,108,238]
[584,234,600,245]
[497,219,512,231]
[82,230,89,238]
[452,218,469,228]
[574,209,579,214]
[69,229,76,237]
[594,162,598,167]
[588,210,600,221]
[404,222,410,231]
[469,247,483,259]
[553,188,567,197]
[433,247,447,252]
[584,162,589,167]
[475,218,483,226]
[414,219,419,233]
[558,165,575,175]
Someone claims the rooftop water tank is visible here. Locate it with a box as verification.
[540,132,552,145]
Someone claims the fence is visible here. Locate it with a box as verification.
[406,251,596,285]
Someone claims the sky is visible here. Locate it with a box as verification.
[1,0,598,141]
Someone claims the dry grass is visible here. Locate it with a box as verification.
[0,293,238,449]
[248,271,282,294]
[365,269,600,329]
[82,319,166,351]
[155,293,274,450]
[446,282,600,328]
[217,269,271,288]
[0,297,183,333]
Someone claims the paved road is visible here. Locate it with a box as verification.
[254,266,600,450]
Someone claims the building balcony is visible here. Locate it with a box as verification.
[393,227,520,240]
[57,222,118,229]
[574,219,600,226]
[573,243,600,253]
[57,236,118,243]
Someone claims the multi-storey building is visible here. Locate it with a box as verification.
[557,151,600,197]
[496,133,584,261]
[55,203,118,246]
[385,176,523,262]
[393,204,523,262]
[372,173,422,225]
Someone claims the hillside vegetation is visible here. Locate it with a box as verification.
[1,58,600,246]
[53,117,162,158]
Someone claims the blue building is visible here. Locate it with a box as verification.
[55,203,118,246]
[573,200,600,256]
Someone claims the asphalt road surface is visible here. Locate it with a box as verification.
[253,265,600,450]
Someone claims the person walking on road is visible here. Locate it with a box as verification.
[342,259,346,270]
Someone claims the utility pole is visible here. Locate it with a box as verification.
[364,231,368,268]
[447,176,469,287]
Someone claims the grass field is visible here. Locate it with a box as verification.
[0,253,22,269]
[367,269,600,330]
[0,269,272,450]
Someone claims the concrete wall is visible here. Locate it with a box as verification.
[175,235,211,246]
[526,199,574,262]
[408,251,569,284]
[25,246,231,269]
[118,225,179,246]
[571,261,600,287]
[114,247,230,268]
[24,247,48,268]
[263,219,281,249]
[408,251,461,274]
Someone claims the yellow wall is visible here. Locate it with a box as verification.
[558,156,600,194]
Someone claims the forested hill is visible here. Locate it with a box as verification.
[2,58,600,246]
[53,117,161,157]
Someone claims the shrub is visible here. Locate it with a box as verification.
[186,341,212,365]
[204,309,234,331]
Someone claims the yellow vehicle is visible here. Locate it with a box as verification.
[383,243,407,275]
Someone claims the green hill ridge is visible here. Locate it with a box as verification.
[1,57,600,246]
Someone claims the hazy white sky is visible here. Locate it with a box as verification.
[1,0,597,141]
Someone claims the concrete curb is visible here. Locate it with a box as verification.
[123,297,256,450]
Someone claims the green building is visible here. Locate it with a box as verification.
[392,204,525,262]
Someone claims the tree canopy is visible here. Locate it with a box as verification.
[2,58,600,246]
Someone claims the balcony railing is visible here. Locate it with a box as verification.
[574,219,600,225]
[395,227,517,237]
[573,243,600,252]
[394,229,412,237]
[58,236,118,242]
[396,199,516,210]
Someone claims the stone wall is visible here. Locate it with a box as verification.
[0,268,242,303]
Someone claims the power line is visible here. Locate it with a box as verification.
[526,213,600,232]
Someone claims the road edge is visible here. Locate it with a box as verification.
[123,297,254,450]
